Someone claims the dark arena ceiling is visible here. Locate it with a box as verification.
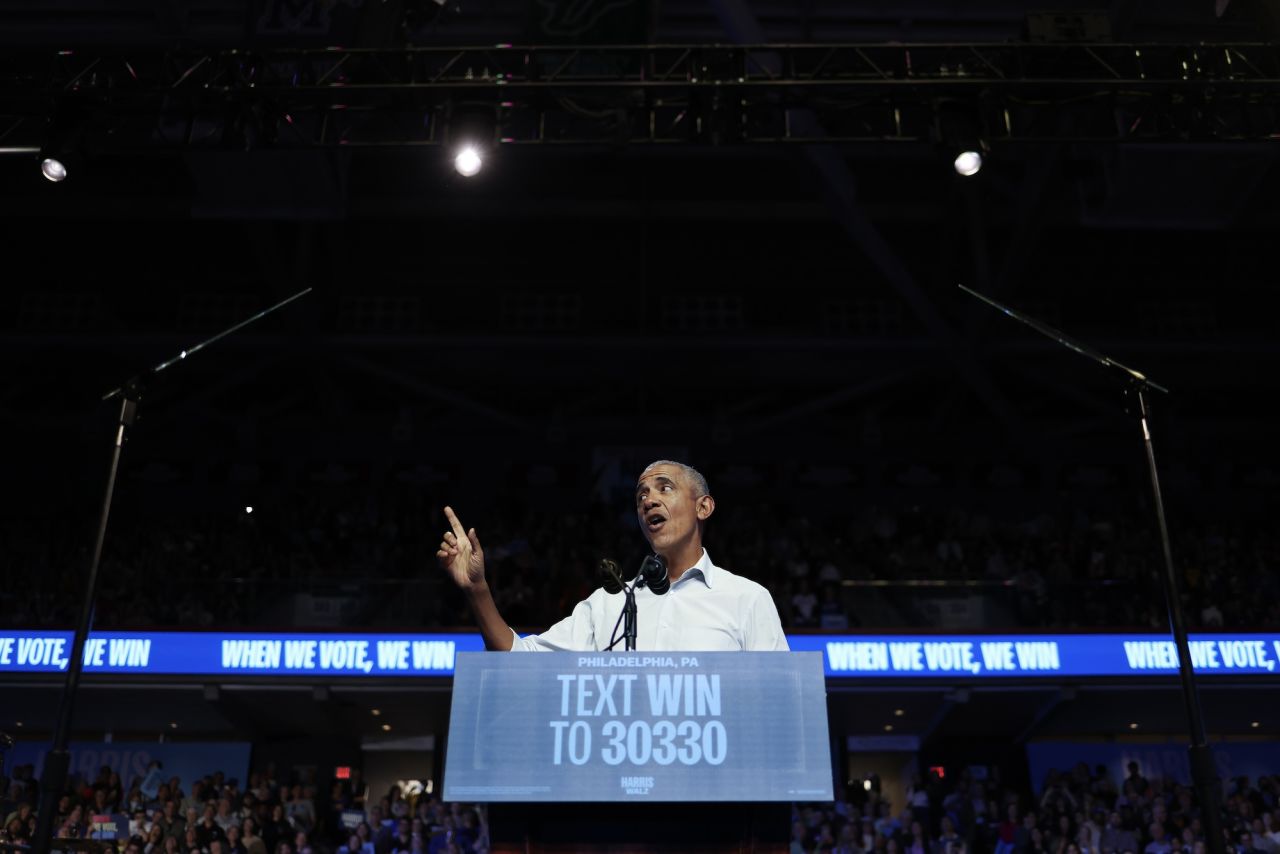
[1,0,1278,516]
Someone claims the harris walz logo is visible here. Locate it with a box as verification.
[621,775,654,795]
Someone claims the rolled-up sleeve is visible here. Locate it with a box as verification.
[510,596,600,651]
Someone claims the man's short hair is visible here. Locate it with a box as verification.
[641,460,710,498]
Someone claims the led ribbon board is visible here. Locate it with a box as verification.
[0,631,1276,678]
[787,633,1280,677]
[0,631,481,675]
[443,651,833,802]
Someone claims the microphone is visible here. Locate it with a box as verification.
[599,559,624,594]
[639,554,670,595]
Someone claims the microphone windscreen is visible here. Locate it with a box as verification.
[642,554,670,595]
[599,559,624,594]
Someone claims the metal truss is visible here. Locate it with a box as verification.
[2,42,1280,149]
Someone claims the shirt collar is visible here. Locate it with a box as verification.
[674,548,715,588]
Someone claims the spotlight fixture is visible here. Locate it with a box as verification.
[244,506,254,515]
[936,100,987,178]
[953,150,983,177]
[883,724,894,732]
[893,708,905,717]
[381,723,392,732]
[453,145,483,177]
[371,708,382,716]
[1128,722,1139,730]
[41,157,69,183]
[39,99,91,184]
[446,102,497,178]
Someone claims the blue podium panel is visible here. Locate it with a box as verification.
[443,651,833,803]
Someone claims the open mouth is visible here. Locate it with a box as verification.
[645,513,667,533]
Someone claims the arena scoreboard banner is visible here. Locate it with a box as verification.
[788,632,1280,678]
[0,630,1277,679]
[0,631,481,676]
[443,651,833,802]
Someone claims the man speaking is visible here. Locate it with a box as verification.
[436,460,788,652]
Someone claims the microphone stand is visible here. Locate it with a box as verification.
[603,561,640,652]
[29,288,312,854]
[604,560,658,652]
[623,583,639,651]
[959,284,1225,854]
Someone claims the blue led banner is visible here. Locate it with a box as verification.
[0,631,482,676]
[0,631,1276,678]
[787,633,1280,677]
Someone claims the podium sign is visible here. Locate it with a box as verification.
[443,651,832,802]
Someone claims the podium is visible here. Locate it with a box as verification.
[443,651,832,852]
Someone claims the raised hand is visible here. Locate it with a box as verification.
[436,506,487,591]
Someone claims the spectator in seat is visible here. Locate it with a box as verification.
[3,799,31,829]
[143,824,165,854]
[996,804,1020,854]
[158,804,186,839]
[338,832,373,854]
[934,815,963,854]
[214,799,239,835]
[225,824,247,854]
[1249,819,1279,854]
[1101,811,1139,854]
[261,806,291,854]
[905,820,928,854]
[1126,764,1149,798]
[388,819,413,854]
[196,805,226,849]
[5,818,27,843]
[1145,822,1173,854]
[285,787,315,834]
[241,819,267,854]
[180,782,205,818]
[791,578,819,627]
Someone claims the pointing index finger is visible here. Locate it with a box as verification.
[443,506,467,539]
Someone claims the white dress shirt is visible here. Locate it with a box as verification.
[509,549,789,652]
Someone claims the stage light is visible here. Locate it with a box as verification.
[954,150,983,177]
[381,723,392,731]
[454,145,482,177]
[447,103,497,178]
[39,100,91,183]
[169,722,178,729]
[41,157,68,182]
[863,780,872,791]
[936,100,987,178]
[1128,722,1139,730]
[371,708,382,716]
[893,708,905,717]
[1252,721,1261,728]
[883,724,894,732]
[244,505,254,514]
